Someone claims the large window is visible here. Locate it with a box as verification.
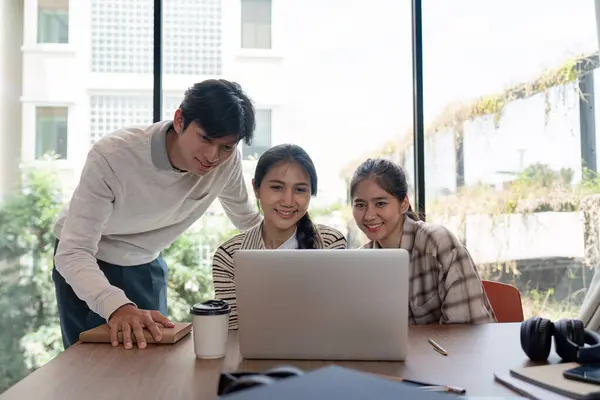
[242,109,272,160]
[420,1,599,320]
[18,0,600,393]
[35,106,68,160]
[37,0,69,44]
[241,0,271,49]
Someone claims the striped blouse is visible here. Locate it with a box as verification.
[211,222,347,330]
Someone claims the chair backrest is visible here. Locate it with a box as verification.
[482,280,524,323]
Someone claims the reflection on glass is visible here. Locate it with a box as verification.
[421,1,599,320]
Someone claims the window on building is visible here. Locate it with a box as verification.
[89,94,182,144]
[37,0,69,44]
[90,95,153,144]
[91,0,222,75]
[243,109,272,160]
[241,0,271,49]
[36,107,68,160]
[163,0,222,75]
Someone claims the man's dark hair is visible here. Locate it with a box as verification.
[179,79,256,145]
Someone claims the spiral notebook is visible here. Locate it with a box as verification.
[78,322,192,344]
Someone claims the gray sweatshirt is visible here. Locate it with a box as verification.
[53,120,262,320]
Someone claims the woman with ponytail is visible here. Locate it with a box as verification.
[350,158,496,326]
[212,144,347,330]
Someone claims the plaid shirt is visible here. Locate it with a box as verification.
[361,217,497,325]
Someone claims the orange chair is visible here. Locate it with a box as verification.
[482,280,524,323]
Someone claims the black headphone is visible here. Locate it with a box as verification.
[521,316,600,363]
[218,365,305,396]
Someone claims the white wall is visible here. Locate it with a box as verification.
[466,212,585,264]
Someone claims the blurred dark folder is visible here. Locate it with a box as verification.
[220,365,458,399]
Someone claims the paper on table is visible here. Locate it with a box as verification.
[494,372,571,400]
[79,322,192,344]
[508,363,600,399]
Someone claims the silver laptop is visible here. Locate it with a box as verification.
[234,249,409,361]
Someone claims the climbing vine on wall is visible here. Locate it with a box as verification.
[340,52,599,180]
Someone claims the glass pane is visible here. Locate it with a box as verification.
[36,107,68,159]
[243,109,272,159]
[242,0,271,23]
[423,1,599,321]
[241,0,272,49]
[37,0,69,44]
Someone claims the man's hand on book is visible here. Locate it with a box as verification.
[108,304,175,349]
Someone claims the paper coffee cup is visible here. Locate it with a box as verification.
[190,299,230,359]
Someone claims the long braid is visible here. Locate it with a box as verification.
[296,213,319,249]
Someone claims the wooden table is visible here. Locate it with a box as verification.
[0,322,559,399]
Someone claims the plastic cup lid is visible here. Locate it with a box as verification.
[190,299,230,316]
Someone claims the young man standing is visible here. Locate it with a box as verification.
[53,79,262,350]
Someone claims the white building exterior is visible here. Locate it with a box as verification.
[12,0,282,199]
[6,0,413,207]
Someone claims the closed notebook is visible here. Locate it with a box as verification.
[79,322,192,344]
[510,363,600,400]
[495,372,571,400]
